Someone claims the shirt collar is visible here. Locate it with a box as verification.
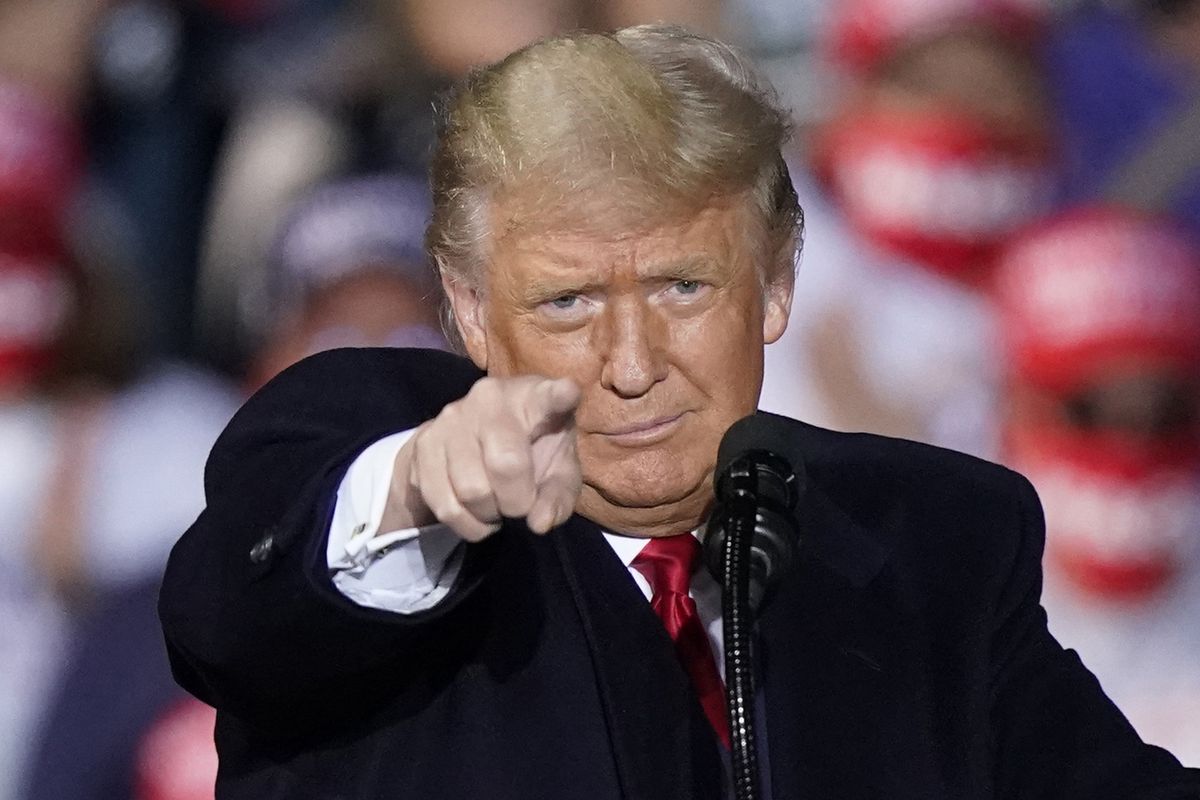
[601,530,703,568]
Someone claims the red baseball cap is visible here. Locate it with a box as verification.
[994,206,1200,394]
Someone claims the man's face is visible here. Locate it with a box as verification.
[446,197,793,535]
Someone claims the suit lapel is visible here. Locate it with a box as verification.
[552,518,725,800]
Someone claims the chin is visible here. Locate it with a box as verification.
[584,448,708,510]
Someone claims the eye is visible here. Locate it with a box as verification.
[550,295,578,309]
[535,293,593,327]
[673,280,701,294]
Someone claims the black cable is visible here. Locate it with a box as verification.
[721,497,762,800]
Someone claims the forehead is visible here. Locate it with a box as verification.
[487,199,758,286]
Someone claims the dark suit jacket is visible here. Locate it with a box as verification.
[159,348,1200,799]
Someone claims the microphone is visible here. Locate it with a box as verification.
[704,413,806,611]
[703,413,807,800]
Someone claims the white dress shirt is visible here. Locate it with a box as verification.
[327,429,726,675]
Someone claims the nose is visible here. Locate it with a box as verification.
[596,296,668,398]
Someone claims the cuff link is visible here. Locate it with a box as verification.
[249,532,275,564]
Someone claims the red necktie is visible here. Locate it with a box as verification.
[631,534,731,749]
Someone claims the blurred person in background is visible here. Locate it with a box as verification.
[759,0,1058,459]
[191,0,408,372]
[23,578,219,800]
[1046,0,1200,238]
[398,0,726,79]
[0,7,238,796]
[0,241,238,800]
[0,248,78,800]
[246,173,447,389]
[0,3,102,794]
[22,171,440,800]
[994,205,1200,766]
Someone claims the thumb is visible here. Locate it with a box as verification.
[526,377,581,439]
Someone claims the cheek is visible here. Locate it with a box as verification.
[487,313,601,381]
[691,323,764,428]
[671,295,765,390]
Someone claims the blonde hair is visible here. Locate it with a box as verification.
[427,24,802,348]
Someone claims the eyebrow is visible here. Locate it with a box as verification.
[520,278,608,306]
[641,255,724,282]
[517,255,725,306]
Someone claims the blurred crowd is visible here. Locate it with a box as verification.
[0,0,1198,797]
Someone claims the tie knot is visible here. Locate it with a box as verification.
[630,533,701,597]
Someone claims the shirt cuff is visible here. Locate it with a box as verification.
[326,429,464,613]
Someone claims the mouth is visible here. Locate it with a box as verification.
[594,413,687,446]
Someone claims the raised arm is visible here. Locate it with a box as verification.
[159,346,587,733]
[159,348,486,732]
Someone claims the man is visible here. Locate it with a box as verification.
[159,25,1200,799]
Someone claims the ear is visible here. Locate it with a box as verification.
[762,262,795,345]
[442,272,488,370]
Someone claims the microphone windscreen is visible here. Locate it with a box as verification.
[716,411,810,486]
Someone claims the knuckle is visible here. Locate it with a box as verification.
[454,476,493,506]
[483,445,528,479]
[443,508,478,533]
[441,494,497,528]
[437,401,472,433]
[410,440,429,471]
[496,487,534,517]
[428,497,462,524]
[411,425,443,460]
[408,425,427,455]
[436,399,461,423]
[468,377,501,402]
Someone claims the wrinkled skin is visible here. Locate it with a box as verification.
[444,197,793,537]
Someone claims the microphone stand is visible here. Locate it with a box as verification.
[707,451,801,800]
[717,483,763,800]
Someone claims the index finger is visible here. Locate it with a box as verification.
[523,377,581,439]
